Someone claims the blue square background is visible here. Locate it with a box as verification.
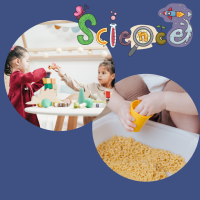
[0,0,199,199]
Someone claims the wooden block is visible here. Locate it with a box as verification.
[53,89,57,93]
[37,102,43,107]
[44,83,52,89]
[52,100,60,106]
[48,65,57,70]
[52,84,57,89]
[43,78,51,84]
[45,72,51,78]
[51,78,56,84]
[26,89,59,105]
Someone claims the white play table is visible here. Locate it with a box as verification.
[25,106,104,131]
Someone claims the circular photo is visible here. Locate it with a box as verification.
[93,74,199,182]
[4,20,114,131]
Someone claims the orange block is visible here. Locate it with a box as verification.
[51,78,56,84]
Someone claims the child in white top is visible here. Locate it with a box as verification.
[54,55,115,101]
[54,55,115,125]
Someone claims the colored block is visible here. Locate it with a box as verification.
[37,102,43,107]
[44,83,52,89]
[53,89,57,93]
[42,99,51,108]
[52,100,60,106]
[84,98,93,108]
[52,84,57,89]
[78,88,85,104]
[43,78,51,84]
[51,78,56,84]
[45,72,51,78]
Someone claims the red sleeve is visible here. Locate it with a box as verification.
[12,68,47,85]
[31,79,44,93]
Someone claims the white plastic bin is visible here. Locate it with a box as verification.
[93,112,199,176]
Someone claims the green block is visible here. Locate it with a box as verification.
[84,98,93,108]
[42,99,51,108]
[45,83,52,89]
[74,102,79,108]
[50,102,52,106]
[78,88,85,104]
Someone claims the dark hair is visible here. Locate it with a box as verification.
[99,55,115,87]
[4,46,28,76]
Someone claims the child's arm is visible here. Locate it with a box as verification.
[12,68,47,85]
[31,79,44,93]
[135,91,198,116]
[107,88,136,132]
[55,65,86,92]
[164,92,198,115]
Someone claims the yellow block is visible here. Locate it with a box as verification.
[52,100,60,106]
[43,78,51,84]
[37,102,43,107]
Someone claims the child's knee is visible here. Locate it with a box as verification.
[115,75,150,101]
[170,111,200,134]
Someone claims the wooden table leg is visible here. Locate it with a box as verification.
[67,116,78,131]
[54,116,65,131]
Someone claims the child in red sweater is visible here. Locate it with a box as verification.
[5,46,50,127]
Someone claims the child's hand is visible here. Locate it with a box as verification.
[117,100,136,132]
[54,65,64,78]
[135,92,166,116]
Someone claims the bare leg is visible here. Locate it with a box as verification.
[170,111,200,134]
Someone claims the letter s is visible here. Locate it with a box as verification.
[77,14,97,45]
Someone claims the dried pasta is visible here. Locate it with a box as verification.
[97,135,186,182]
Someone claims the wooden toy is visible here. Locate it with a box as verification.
[91,103,106,108]
[60,91,91,101]
[90,93,98,100]
[43,78,51,84]
[52,100,60,106]
[26,89,59,105]
[54,103,69,107]
[42,99,51,108]
[75,98,93,108]
[48,63,57,70]
[45,72,51,78]
[44,83,52,89]
[84,98,93,108]
[52,84,57,89]
[78,88,85,104]
[93,100,106,103]
[37,102,43,107]
[106,91,111,104]
[74,102,80,108]
[51,78,56,84]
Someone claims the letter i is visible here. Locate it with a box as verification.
[110,23,117,48]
